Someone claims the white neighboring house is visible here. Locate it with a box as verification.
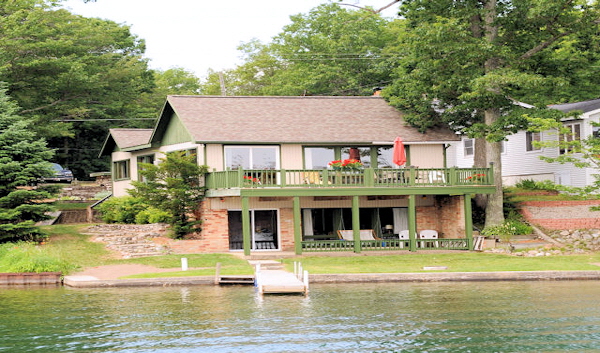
[453,98,600,188]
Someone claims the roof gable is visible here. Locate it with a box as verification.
[99,128,153,156]
[151,95,459,145]
[549,98,600,115]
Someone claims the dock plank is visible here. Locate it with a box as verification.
[256,270,307,295]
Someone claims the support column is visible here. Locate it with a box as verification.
[241,196,251,256]
[352,195,361,253]
[464,194,474,250]
[293,196,302,255]
[408,194,417,252]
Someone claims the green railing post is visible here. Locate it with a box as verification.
[364,167,374,187]
[464,194,474,250]
[408,194,417,252]
[488,162,494,185]
[293,196,302,255]
[238,167,245,188]
[241,196,251,256]
[280,169,286,187]
[449,166,457,185]
[322,169,329,186]
[352,196,361,253]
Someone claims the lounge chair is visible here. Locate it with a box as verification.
[337,229,380,241]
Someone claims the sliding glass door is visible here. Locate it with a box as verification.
[228,210,279,250]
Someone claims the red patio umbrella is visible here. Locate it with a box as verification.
[392,137,407,166]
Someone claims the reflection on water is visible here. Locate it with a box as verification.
[1,281,600,352]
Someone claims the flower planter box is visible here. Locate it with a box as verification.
[0,272,62,285]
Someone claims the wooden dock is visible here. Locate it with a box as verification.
[253,261,309,295]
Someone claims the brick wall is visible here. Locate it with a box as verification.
[416,195,465,238]
[195,200,230,252]
[520,200,600,230]
[278,208,295,251]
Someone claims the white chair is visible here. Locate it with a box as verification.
[428,171,446,184]
[418,230,439,248]
[398,230,411,248]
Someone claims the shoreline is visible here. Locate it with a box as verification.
[63,270,600,288]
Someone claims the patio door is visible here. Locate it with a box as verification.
[228,210,279,250]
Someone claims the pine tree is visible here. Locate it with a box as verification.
[0,83,59,242]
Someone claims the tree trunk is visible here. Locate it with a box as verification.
[484,108,505,227]
[473,137,488,209]
[482,0,504,227]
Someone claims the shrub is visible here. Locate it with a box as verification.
[97,196,149,224]
[481,219,533,239]
[515,179,559,191]
[0,242,75,273]
[135,208,172,224]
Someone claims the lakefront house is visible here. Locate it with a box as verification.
[454,98,600,188]
[100,95,495,255]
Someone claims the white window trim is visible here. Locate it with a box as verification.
[224,145,280,170]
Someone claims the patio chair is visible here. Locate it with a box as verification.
[398,230,412,248]
[303,171,329,185]
[428,171,446,184]
[337,229,380,241]
[418,229,439,248]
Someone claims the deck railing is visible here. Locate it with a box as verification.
[301,238,469,252]
[206,167,493,190]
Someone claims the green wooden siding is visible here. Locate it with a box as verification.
[162,113,193,145]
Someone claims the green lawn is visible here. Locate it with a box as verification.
[3,224,600,277]
[281,252,600,274]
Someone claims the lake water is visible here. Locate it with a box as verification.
[2,281,600,352]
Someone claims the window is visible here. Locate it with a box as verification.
[304,147,335,169]
[137,155,154,181]
[225,146,278,170]
[341,147,372,167]
[464,139,474,156]
[526,132,541,151]
[305,146,402,169]
[113,160,130,180]
[377,146,395,168]
[560,123,581,154]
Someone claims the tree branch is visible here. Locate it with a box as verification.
[339,0,400,14]
[19,96,82,114]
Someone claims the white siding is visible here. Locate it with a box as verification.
[452,107,600,187]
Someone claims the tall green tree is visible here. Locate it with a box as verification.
[0,83,59,242]
[129,152,208,238]
[200,3,400,96]
[0,0,155,179]
[139,67,202,113]
[384,0,600,227]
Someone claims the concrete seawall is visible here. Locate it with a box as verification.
[63,270,600,288]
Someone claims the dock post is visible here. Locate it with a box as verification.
[303,270,309,294]
[214,262,221,285]
[255,263,263,294]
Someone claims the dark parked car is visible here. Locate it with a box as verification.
[42,163,74,183]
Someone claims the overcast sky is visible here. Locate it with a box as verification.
[61,0,399,78]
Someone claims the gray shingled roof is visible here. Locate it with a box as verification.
[549,98,600,114]
[164,95,459,144]
[110,128,153,148]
